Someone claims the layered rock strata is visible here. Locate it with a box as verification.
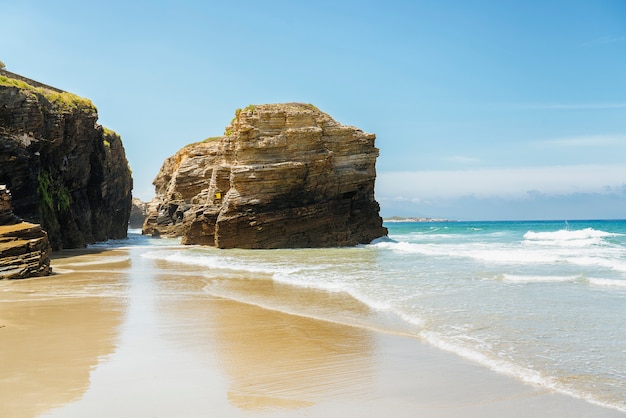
[0,72,133,250]
[0,186,51,279]
[144,103,387,248]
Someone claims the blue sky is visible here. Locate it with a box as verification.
[2,0,625,220]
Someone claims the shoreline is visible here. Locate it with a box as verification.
[0,246,623,417]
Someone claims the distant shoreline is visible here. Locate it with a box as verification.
[383,217,457,223]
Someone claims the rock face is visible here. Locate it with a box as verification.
[143,139,221,238]
[0,185,51,279]
[143,103,387,248]
[0,70,133,250]
[129,198,147,229]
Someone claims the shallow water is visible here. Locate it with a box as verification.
[134,220,626,413]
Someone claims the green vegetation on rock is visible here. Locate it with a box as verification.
[37,170,72,213]
[37,171,54,211]
[0,75,94,112]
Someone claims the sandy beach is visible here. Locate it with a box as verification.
[0,246,623,418]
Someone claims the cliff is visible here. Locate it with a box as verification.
[0,185,51,279]
[0,71,133,250]
[143,103,387,248]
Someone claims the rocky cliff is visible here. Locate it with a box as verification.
[143,103,387,248]
[0,71,133,250]
[0,185,51,279]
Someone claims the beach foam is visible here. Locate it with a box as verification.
[500,274,580,284]
[588,278,626,288]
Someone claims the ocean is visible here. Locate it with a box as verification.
[116,220,626,413]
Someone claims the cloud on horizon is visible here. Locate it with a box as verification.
[443,155,481,164]
[513,102,626,110]
[534,134,626,148]
[377,164,626,200]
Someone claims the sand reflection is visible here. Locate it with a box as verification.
[156,275,376,411]
[0,250,125,418]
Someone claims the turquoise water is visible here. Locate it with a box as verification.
[117,220,626,413]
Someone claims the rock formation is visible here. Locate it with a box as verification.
[0,185,51,279]
[143,103,387,248]
[142,138,221,237]
[129,197,147,229]
[0,70,133,250]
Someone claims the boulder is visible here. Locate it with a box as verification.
[144,103,387,248]
[0,185,51,279]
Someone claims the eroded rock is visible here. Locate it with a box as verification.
[144,103,387,248]
[0,185,51,279]
[0,70,133,250]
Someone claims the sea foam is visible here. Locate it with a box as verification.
[501,274,580,284]
[588,278,626,288]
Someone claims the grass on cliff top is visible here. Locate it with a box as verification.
[103,126,122,140]
[184,135,222,147]
[102,126,123,148]
[0,75,95,112]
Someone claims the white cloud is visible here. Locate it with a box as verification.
[536,134,626,148]
[444,155,481,164]
[377,164,626,199]
[512,102,626,110]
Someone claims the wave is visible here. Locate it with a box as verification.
[374,237,626,274]
[567,255,626,273]
[373,240,560,264]
[501,274,580,284]
[142,250,299,278]
[419,330,626,414]
[58,255,131,267]
[587,278,626,288]
[87,231,180,249]
[524,228,619,241]
[145,247,425,335]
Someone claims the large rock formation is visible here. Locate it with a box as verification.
[143,103,387,248]
[0,185,51,279]
[143,138,221,237]
[0,70,133,250]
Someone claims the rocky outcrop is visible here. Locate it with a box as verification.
[129,198,147,229]
[0,185,51,279]
[0,71,133,250]
[143,103,387,248]
[142,138,221,237]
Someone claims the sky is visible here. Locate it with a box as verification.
[1,0,625,220]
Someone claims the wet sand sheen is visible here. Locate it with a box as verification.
[0,250,126,418]
[0,247,622,417]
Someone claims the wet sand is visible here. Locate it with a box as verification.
[0,246,623,417]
